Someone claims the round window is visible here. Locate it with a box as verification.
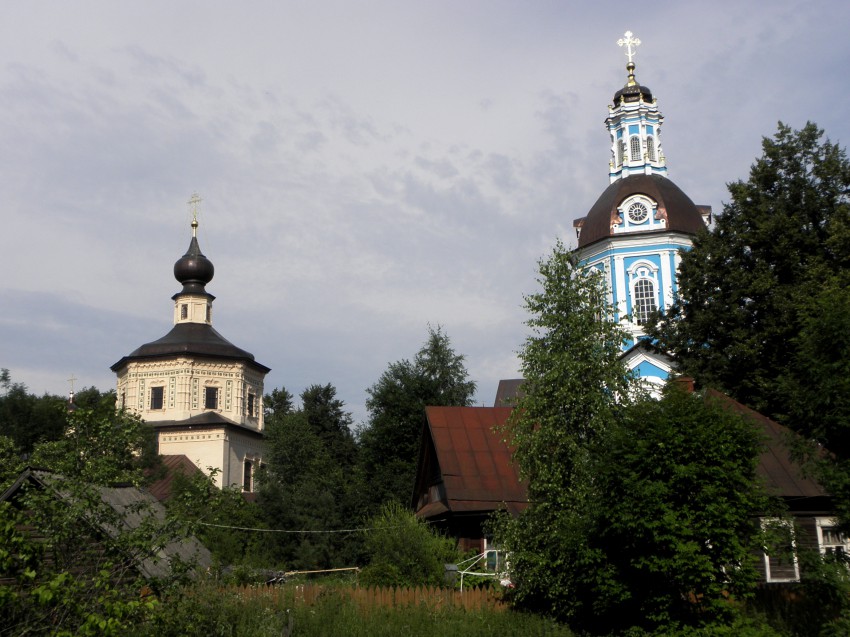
[627,202,649,223]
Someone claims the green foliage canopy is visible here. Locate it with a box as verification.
[359,326,476,510]
[647,122,850,451]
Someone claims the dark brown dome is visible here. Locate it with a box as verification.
[174,236,214,295]
[577,174,706,248]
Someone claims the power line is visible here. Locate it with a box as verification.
[197,521,411,534]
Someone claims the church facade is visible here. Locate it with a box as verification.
[111,206,270,490]
[573,33,710,392]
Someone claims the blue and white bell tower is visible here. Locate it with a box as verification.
[573,32,711,394]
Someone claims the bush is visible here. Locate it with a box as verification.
[359,502,459,588]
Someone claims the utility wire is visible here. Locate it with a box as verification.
[197,521,412,534]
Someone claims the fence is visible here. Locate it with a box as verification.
[230,583,508,612]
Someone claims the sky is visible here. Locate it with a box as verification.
[2,1,848,425]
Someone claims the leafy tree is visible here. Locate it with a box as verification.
[359,501,459,588]
[258,385,360,570]
[166,468,268,567]
[496,241,634,621]
[263,386,294,420]
[498,243,771,634]
[647,122,850,442]
[301,383,358,469]
[359,326,476,509]
[0,369,65,454]
[582,386,771,633]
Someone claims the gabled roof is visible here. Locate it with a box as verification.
[414,391,829,523]
[704,390,827,503]
[414,407,527,519]
[1,468,212,580]
[145,455,206,502]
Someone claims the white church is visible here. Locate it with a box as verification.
[111,203,269,491]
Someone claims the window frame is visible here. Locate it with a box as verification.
[150,386,164,410]
[204,386,219,410]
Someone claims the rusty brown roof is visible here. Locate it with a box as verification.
[705,390,827,501]
[416,407,527,518]
[145,454,205,502]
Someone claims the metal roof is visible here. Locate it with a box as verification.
[110,322,270,373]
[415,407,527,518]
[704,390,827,501]
[1,468,212,580]
[415,392,828,521]
[575,174,706,248]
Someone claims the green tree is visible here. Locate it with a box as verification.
[258,385,360,570]
[498,243,771,634]
[583,386,771,633]
[359,326,476,510]
[359,501,459,588]
[647,122,850,440]
[301,383,358,469]
[496,241,634,622]
[0,369,65,454]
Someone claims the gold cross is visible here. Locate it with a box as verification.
[617,31,641,63]
[188,193,202,236]
[67,374,78,394]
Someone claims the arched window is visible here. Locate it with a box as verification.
[632,279,657,325]
[617,139,625,166]
[646,136,656,161]
[630,136,641,162]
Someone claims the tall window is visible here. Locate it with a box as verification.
[646,136,656,161]
[617,139,625,166]
[204,387,219,410]
[632,279,657,325]
[150,386,164,410]
[630,136,641,161]
[247,393,256,418]
[243,460,252,492]
[180,304,188,320]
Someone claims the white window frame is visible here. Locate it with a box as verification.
[626,260,659,326]
[761,518,800,583]
[816,517,850,557]
[630,136,641,162]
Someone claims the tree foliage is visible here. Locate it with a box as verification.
[359,501,458,588]
[359,326,476,509]
[258,384,361,570]
[498,243,771,634]
[647,122,850,449]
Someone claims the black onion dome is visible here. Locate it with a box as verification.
[613,62,653,104]
[174,235,214,295]
[577,174,705,248]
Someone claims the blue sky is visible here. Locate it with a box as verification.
[2,1,848,423]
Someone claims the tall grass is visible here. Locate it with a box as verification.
[131,582,574,637]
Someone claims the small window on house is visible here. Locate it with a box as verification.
[120,391,126,409]
[630,136,641,161]
[632,279,657,325]
[204,387,219,410]
[180,304,188,320]
[647,136,656,161]
[150,386,164,410]
[243,460,252,492]
[818,519,850,557]
[762,518,800,582]
[247,393,256,418]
